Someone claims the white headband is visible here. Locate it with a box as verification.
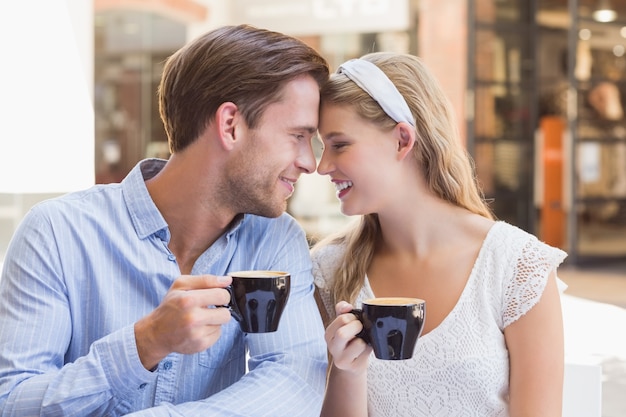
[337,59,415,127]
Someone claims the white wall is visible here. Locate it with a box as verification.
[0,0,94,262]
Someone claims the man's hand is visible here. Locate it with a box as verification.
[134,274,233,371]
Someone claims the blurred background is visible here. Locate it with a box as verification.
[2,0,626,268]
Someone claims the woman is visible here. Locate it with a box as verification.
[311,52,567,417]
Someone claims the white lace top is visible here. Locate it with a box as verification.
[312,221,567,417]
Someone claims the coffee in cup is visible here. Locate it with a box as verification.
[226,270,291,333]
[352,297,425,360]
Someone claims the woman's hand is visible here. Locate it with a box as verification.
[325,301,372,374]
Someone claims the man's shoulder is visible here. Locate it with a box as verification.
[13,185,127,252]
[31,184,121,217]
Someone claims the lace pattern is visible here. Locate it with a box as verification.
[312,221,567,417]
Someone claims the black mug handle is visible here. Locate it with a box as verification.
[224,285,243,323]
[350,308,370,344]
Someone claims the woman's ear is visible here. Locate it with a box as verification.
[395,122,416,161]
[215,102,240,151]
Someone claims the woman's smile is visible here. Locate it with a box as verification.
[333,180,353,199]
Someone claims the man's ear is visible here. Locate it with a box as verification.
[215,102,240,151]
[395,122,416,161]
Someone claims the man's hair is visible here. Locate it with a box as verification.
[158,24,330,153]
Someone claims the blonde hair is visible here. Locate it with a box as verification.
[312,52,493,306]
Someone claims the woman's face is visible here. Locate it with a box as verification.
[317,103,400,216]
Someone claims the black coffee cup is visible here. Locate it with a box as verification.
[226,270,290,333]
[351,297,426,360]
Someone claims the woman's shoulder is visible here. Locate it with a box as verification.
[487,221,567,262]
[310,239,347,289]
[480,221,568,327]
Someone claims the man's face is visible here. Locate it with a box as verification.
[223,75,320,218]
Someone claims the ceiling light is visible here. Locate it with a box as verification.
[593,0,617,22]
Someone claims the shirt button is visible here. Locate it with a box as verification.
[139,383,147,389]
[163,360,173,370]
[167,254,176,261]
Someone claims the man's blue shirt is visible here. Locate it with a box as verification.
[0,159,326,416]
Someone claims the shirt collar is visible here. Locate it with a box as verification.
[121,159,168,240]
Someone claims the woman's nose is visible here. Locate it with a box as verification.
[316,150,332,176]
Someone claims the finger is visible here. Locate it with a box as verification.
[198,305,233,326]
[330,319,363,344]
[325,312,358,340]
[335,301,354,315]
[193,288,232,308]
[172,274,232,291]
[180,303,233,333]
[345,337,369,359]
[333,337,371,370]
[168,287,232,312]
[350,344,373,365]
[325,318,363,352]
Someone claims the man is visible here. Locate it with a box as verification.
[0,25,329,416]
